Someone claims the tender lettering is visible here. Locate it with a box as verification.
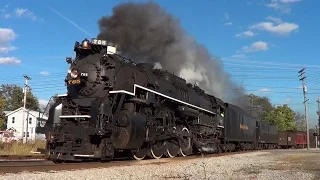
[240,124,249,130]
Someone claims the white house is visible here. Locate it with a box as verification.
[4,107,48,143]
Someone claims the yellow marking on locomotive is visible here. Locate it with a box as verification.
[68,79,81,85]
[240,124,249,130]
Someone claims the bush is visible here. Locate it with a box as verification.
[0,140,46,155]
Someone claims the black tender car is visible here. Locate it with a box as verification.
[256,120,278,148]
[223,103,257,149]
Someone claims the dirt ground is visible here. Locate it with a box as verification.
[240,148,320,180]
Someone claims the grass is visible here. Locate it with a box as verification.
[0,140,46,155]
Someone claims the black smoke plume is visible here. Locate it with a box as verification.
[97,1,247,107]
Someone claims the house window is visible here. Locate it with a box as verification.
[29,118,32,124]
[23,132,30,137]
[12,117,15,123]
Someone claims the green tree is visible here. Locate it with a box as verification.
[243,93,275,120]
[0,96,7,130]
[0,84,39,111]
[264,105,296,131]
[293,111,306,131]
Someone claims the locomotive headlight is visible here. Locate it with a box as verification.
[81,39,91,49]
[70,68,78,78]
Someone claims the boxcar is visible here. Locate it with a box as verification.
[256,121,278,149]
[224,103,257,150]
[278,130,306,149]
[295,131,307,148]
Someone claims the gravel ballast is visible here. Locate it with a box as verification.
[1,149,319,180]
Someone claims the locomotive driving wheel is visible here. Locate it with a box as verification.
[165,140,179,158]
[165,127,179,158]
[149,141,166,159]
[179,126,192,157]
[131,146,149,160]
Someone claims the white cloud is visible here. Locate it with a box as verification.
[224,13,230,20]
[266,2,291,13]
[243,41,269,53]
[279,0,301,3]
[1,6,39,21]
[250,17,299,35]
[39,99,49,109]
[223,13,232,26]
[230,54,248,59]
[0,28,16,43]
[14,8,37,21]
[40,71,50,76]
[266,0,302,13]
[235,30,255,37]
[0,5,11,19]
[258,88,272,93]
[0,46,17,53]
[0,28,18,54]
[284,98,292,103]
[0,57,21,65]
[266,16,283,24]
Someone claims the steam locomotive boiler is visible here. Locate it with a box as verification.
[45,38,227,162]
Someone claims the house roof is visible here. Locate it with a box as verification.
[4,107,47,119]
[4,107,25,116]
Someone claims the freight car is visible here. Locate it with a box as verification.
[37,38,288,162]
[278,130,307,149]
[256,120,278,149]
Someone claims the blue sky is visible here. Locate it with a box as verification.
[0,0,319,127]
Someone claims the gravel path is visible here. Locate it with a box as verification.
[0,150,318,180]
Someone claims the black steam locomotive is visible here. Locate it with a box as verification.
[40,38,279,162]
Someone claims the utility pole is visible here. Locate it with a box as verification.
[250,94,254,117]
[315,126,318,149]
[298,68,309,150]
[22,75,31,143]
[317,98,320,148]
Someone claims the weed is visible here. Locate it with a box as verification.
[0,140,46,155]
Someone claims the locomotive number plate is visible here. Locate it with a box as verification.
[68,79,81,85]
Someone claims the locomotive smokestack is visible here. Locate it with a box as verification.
[153,62,162,70]
[97,2,246,106]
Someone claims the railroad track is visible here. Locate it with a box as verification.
[0,155,46,161]
[0,150,269,174]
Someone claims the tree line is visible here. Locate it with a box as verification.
[0,84,308,132]
[242,94,306,131]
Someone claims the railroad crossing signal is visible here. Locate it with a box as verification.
[313,133,318,137]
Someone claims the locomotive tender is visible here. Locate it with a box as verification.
[43,38,280,162]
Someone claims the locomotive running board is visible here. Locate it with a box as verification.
[109,84,216,115]
[74,154,95,157]
[57,94,68,97]
[59,115,91,118]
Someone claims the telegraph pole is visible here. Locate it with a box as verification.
[250,94,254,116]
[298,68,309,150]
[315,126,318,149]
[22,75,31,143]
[317,98,320,147]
